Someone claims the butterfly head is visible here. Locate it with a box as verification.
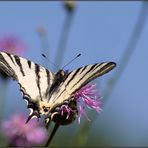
[55,69,67,79]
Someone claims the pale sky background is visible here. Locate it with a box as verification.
[0,1,148,146]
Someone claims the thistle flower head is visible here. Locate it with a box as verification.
[55,81,102,124]
[1,113,48,146]
[74,83,102,123]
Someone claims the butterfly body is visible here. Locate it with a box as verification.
[0,51,116,125]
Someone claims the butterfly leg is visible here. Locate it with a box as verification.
[45,118,51,129]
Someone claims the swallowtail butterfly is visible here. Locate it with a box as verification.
[0,51,116,126]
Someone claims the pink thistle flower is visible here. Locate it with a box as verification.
[0,34,26,55]
[74,83,102,123]
[1,113,48,146]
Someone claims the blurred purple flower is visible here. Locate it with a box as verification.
[1,113,48,147]
[0,34,26,55]
[0,34,26,79]
[74,83,102,123]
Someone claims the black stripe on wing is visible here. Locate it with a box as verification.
[71,64,98,89]
[66,62,116,93]
[6,53,16,65]
[14,55,25,76]
[66,67,82,87]
[75,63,105,86]
[35,63,43,101]
[27,60,32,68]
[65,63,98,88]
[84,63,100,75]
[0,53,17,79]
[75,62,114,89]
[79,65,89,74]
[46,69,50,85]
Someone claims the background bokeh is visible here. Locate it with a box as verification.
[0,1,148,146]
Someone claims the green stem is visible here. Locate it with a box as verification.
[45,124,60,147]
[0,79,9,123]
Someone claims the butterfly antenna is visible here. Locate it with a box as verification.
[62,53,81,70]
[41,53,59,70]
[45,123,60,147]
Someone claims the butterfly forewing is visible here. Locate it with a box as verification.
[0,52,54,102]
[47,62,116,109]
[66,62,115,92]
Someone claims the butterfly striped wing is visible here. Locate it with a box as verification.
[48,62,116,109]
[66,62,116,92]
[0,52,54,103]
